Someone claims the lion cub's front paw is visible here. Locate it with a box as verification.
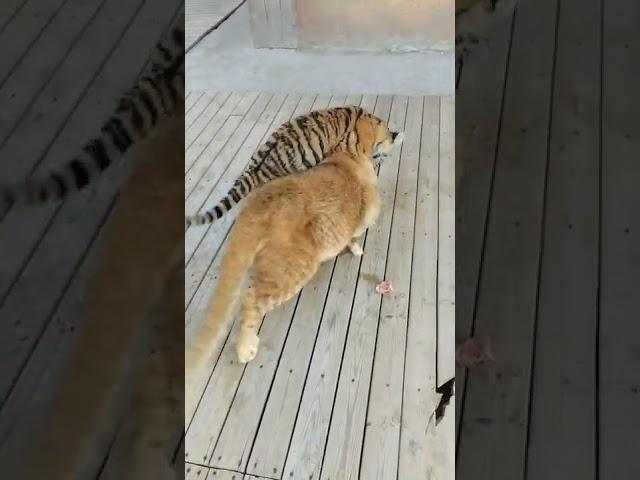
[348,242,364,256]
[237,332,260,363]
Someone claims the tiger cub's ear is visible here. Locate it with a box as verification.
[391,131,405,146]
[355,118,376,157]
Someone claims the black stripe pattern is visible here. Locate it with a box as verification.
[186,105,392,227]
[1,13,185,211]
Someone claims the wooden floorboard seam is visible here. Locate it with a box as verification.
[0,0,115,147]
[455,9,516,448]
[523,0,561,476]
[186,93,452,478]
[353,96,409,479]
[0,0,152,304]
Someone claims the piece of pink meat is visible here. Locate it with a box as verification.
[375,280,394,295]
[456,336,493,368]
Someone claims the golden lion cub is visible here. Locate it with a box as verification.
[186,118,392,376]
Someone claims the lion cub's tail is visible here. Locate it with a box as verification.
[186,222,262,374]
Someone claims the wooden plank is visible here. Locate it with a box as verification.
[186,290,300,467]
[186,92,217,129]
[185,92,247,175]
[184,92,277,262]
[0,0,66,85]
[599,0,640,477]
[186,464,251,480]
[244,258,339,477]
[525,0,600,477]
[185,93,311,313]
[0,0,180,443]
[454,8,514,436]
[99,270,182,480]
[359,95,378,116]
[281,95,392,480]
[318,96,407,480]
[246,94,365,478]
[435,95,455,480]
[186,91,204,113]
[456,1,559,478]
[0,0,150,298]
[185,93,259,195]
[184,94,317,428]
[186,92,230,148]
[184,92,271,234]
[327,94,347,108]
[249,249,353,478]
[359,95,418,480]
[0,0,145,182]
[437,95,455,387]
[207,96,338,474]
[0,207,112,466]
[185,464,212,479]
[0,0,28,32]
[186,464,243,480]
[184,95,303,308]
[0,0,180,400]
[212,262,335,474]
[397,97,441,478]
[0,0,110,144]
[185,94,331,263]
[345,94,362,106]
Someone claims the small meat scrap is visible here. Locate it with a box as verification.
[375,280,394,295]
[456,336,493,368]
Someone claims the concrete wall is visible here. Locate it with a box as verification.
[296,0,453,53]
[248,0,454,53]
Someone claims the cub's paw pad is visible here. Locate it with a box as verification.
[237,334,260,363]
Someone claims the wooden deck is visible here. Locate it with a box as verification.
[184,92,455,479]
[456,0,640,477]
[0,0,182,474]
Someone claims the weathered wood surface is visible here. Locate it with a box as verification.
[185,92,455,479]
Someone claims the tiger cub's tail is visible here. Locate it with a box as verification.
[185,138,282,227]
[0,12,185,218]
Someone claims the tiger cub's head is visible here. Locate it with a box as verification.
[354,112,404,166]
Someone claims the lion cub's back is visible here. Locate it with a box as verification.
[241,160,364,233]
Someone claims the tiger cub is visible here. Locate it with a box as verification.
[185,105,404,227]
[185,113,393,375]
[0,11,185,217]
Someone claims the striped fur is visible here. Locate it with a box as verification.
[0,12,185,217]
[186,105,401,227]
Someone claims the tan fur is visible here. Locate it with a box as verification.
[24,104,184,480]
[186,105,402,226]
[186,116,387,376]
[101,265,183,480]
